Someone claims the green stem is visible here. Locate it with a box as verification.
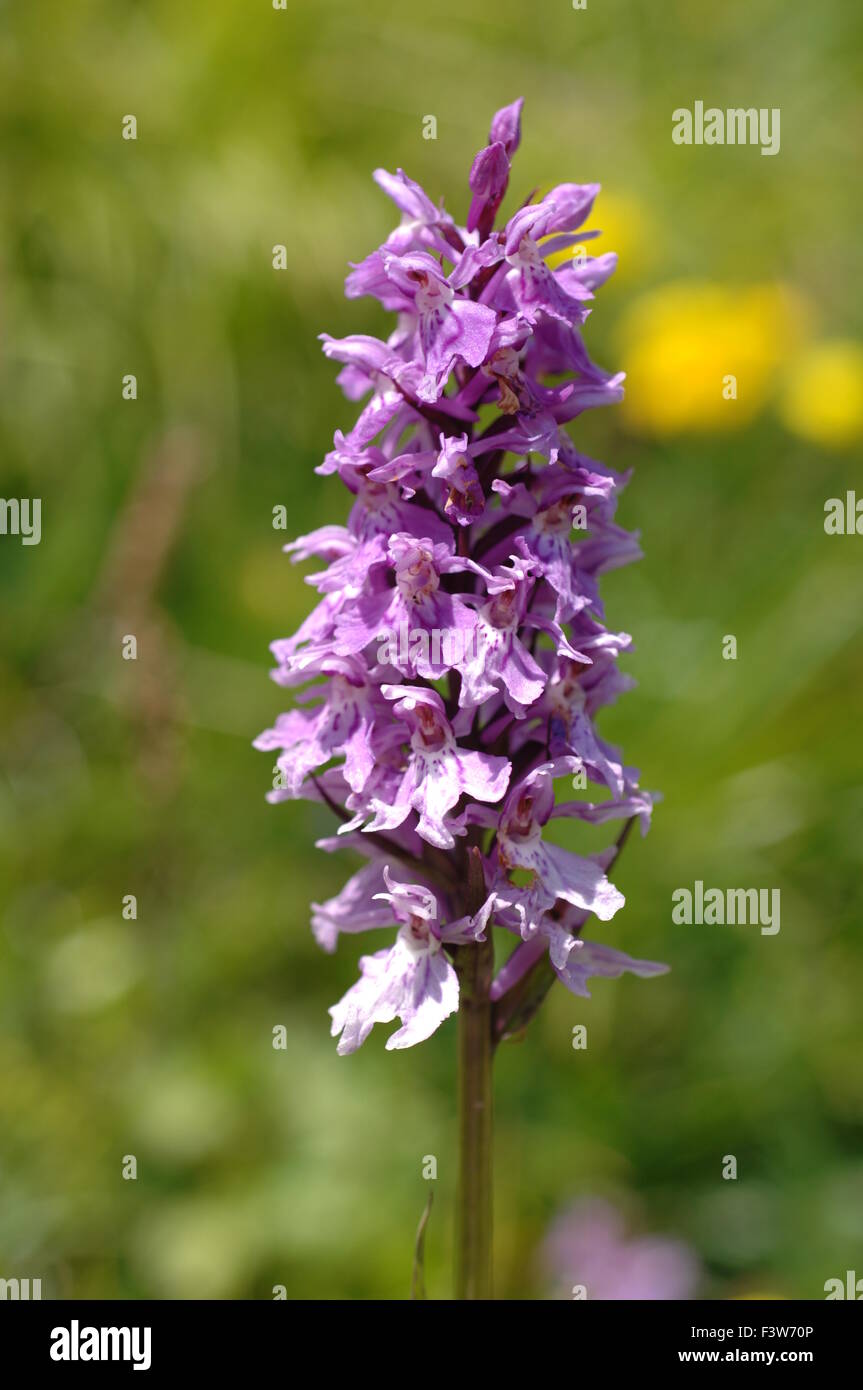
[454,929,494,1299]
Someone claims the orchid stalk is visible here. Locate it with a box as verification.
[256,99,667,1300]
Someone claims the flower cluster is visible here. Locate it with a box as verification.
[256,99,666,1054]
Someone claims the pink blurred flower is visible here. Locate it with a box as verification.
[541,1198,700,1300]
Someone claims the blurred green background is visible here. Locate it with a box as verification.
[1,0,862,1299]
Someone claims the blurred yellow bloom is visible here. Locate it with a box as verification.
[543,191,657,283]
[778,340,863,448]
[615,283,807,434]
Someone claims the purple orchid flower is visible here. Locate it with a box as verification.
[363,686,511,850]
[257,99,665,1066]
[488,760,626,937]
[328,866,494,1054]
[467,96,523,237]
[380,251,499,403]
[253,653,382,796]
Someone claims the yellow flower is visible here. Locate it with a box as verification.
[615,282,807,435]
[778,340,863,448]
[542,191,657,284]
